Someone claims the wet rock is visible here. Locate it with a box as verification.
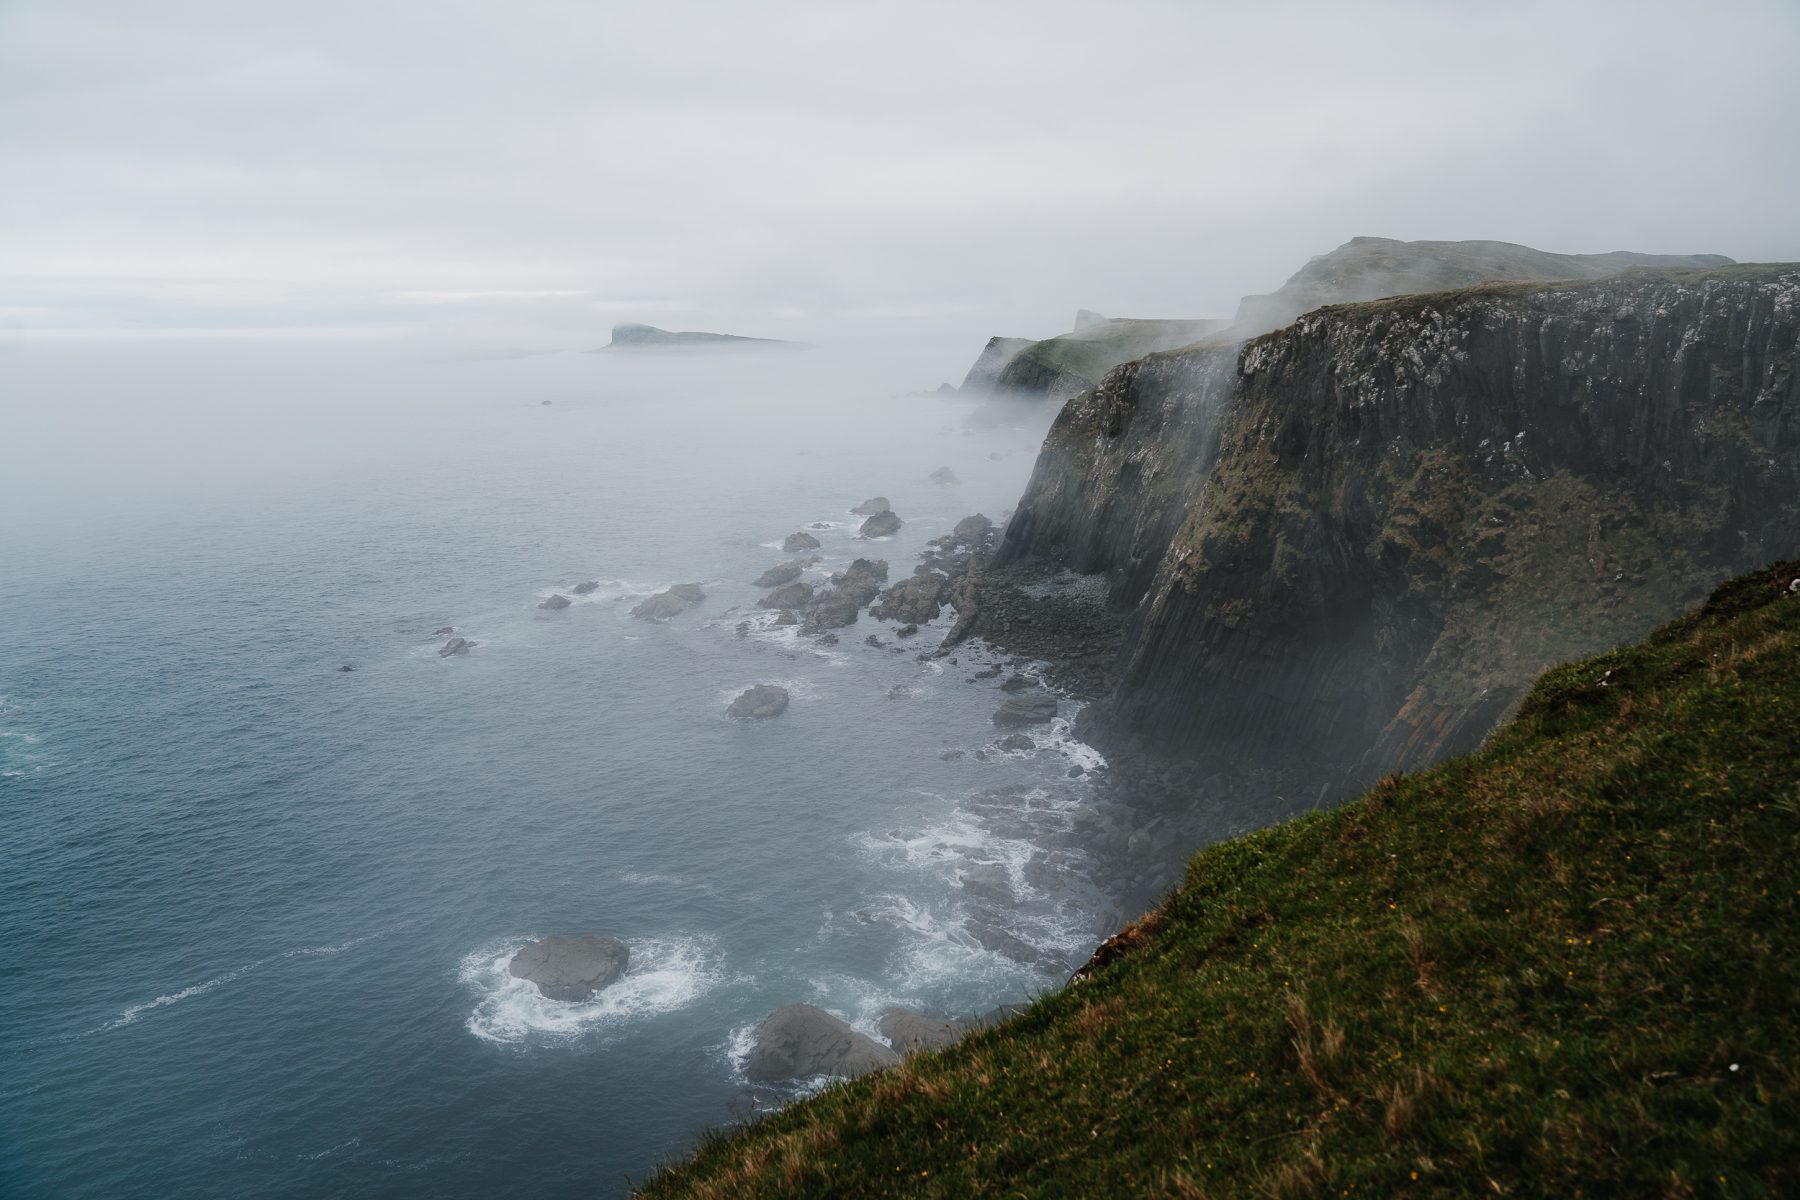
[953,513,994,543]
[995,733,1035,752]
[744,1004,898,1082]
[539,593,573,610]
[631,583,705,621]
[337,664,356,672]
[727,684,790,721]
[782,531,821,553]
[896,623,919,638]
[940,748,966,761]
[878,1009,965,1055]
[971,664,1003,680]
[571,580,601,595]
[999,673,1033,693]
[930,466,960,485]
[859,511,903,539]
[431,625,456,637]
[773,610,798,626]
[753,561,806,588]
[507,935,629,1002]
[864,634,884,648]
[870,572,945,623]
[964,914,1038,964]
[993,695,1058,726]
[760,580,815,610]
[801,559,888,632]
[439,637,472,657]
[852,497,891,516]
[816,632,839,646]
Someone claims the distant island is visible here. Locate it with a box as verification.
[595,322,804,351]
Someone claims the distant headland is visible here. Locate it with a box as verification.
[594,322,805,351]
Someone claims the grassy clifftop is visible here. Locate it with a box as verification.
[642,561,1800,1198]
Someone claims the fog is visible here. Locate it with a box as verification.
[2,0,1797,348]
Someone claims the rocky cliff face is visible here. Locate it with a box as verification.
[992,265,1800,786]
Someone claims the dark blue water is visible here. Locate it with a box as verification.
[0,339,1115,1197]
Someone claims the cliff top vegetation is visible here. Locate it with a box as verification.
[641,558,1800,1198]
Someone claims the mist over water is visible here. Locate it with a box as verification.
[0,337,1124,1198]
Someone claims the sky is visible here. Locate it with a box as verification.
[2,0,1797,345]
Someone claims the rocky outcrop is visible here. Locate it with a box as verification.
[870,572,947,623]
[852,497,891,516]
[727,684,790,720]
[859,511,903,539]
[538,593,572,610]
[801,559,888,631]
[571,580,600,595]
[987,315,1231,402]
[993,696,1058,726]
[878,1009,965,1054]
[783,531,821,553]
[930,467,960,485]
[753,560,807,588]
[986,264,1800,787]
[744,1004,898,1082]
[760,580,814,610]
[438,637,473,657]
[508,935,629,1002]
[631,583,705,621]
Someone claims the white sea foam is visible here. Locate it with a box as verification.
[462,934,724,1044]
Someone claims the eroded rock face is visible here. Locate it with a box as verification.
[988,265,1800,788]
[783,531,821,553]
[859,511,903,539]
[744,1004,898,1082]
[631,583,706,621]
[507,935,629,1002]
[727,684,790,720]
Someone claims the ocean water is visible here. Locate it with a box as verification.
[0,338,1121,1198]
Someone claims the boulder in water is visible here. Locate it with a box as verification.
[727,684,790,720]
[877,1008,966,1055]
[439,637,473,657]
[851,497,891,515]
[998,673,1033,693]
[753,561,806,588]
[859,511,903,539]
[744,1004,899,1082]
[430,625,456,637]
[993,695,1057,726]
[782,531,821,553]
[539,593,572,610]
[631,583,706,621]
[507,934,629,1002]
[953,513,994,542]
[930,466,960,485]
[760,580,814,610]
[571,580,601,595]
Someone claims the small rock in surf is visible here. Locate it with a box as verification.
[632,583,705,621]
[439,637,473,657]
[727,684,790,721]
[859,511,903,539]
[538,593,572,610]
[851,497,891,516]
[782,531,821,553]
[507,934,629,1002]
[744,1004,898,1082]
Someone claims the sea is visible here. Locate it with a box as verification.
[0,335,1130,1198]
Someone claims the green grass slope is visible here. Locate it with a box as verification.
[641,560,1800,1198]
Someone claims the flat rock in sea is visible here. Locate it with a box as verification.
[727,684,790,720]
[851,497,891,516]
[859,511,903,539]
[744,1004,898,1083]
[538,593,572,610]
[439,637,473,657]
[631,583,705,621]
[507,934,629,1002]
[571,580,601,595]
[993,695,1057,726]
[783,531,821,553]
[877,1008,966,1055]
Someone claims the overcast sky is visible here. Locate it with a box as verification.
[2,0,1796,344]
